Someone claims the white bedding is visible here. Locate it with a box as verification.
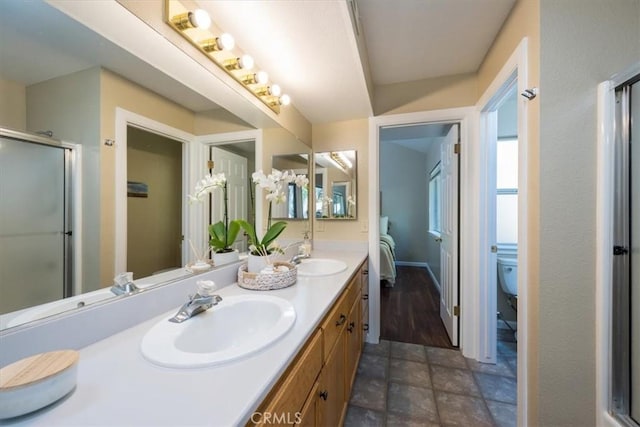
[380,233,397,286]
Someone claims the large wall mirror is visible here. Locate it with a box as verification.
[271,154,311,220]
[0,2,291,331]
[314,150,357,219]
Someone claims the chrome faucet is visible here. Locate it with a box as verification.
[290,253,311,265]
[169,281,222,323]
[111,272,139,296]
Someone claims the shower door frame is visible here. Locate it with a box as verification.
[0,128,83,299]
[596,61,640,427]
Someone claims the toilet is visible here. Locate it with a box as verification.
[497,257,518,297]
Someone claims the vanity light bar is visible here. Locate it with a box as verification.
[165,0,291,114]
[330,152,352,170]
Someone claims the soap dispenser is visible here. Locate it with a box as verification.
[301,231,312,256]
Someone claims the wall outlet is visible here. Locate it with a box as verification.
[316,221,325,232]
[361,220,368,232]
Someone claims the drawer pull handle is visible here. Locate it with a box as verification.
[347,321,355,333]
[363,294,369,300]
[336,314,347,326]
[363,324,369,331]
[363,269,369,275]
[319,390,329,401]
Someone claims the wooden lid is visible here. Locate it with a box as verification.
[0,350,79,391]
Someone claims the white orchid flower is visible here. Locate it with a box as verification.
[187,172,227,203]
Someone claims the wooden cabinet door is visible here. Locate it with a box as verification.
[345,296,362,395]
[317,335,346,427]
[296,382,318,427]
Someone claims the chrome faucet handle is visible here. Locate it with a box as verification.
[169,281,222,323]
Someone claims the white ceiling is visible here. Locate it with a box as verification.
[1,1,517,126]
[204,0,516,122]
[358,0,517,85]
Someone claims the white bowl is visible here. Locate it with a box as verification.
[0,350,79,419]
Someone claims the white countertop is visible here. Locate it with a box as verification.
[4,250,367,427]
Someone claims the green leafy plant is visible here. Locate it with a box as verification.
[239,169,309,256]
[188,172,240,254]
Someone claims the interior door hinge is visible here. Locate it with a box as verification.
[454,143,460,154]
[207,160,214,170]
[453,305,460,316]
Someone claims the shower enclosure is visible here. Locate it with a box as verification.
[0,128,73,315]
[612,72,640,427]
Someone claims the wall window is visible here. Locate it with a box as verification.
[496,138,518,244]
[429,162,441,234]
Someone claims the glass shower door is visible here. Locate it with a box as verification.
[0,136,69,314]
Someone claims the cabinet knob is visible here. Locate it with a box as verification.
[347,321,355,333]
[336,314,346,326]
[363,324,369,331]
[319,390,328,401]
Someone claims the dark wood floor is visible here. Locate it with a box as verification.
[381,265,455,349]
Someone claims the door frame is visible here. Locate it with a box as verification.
[476,37,529,426]
[114,108,195,275]
[368,107,474,351]
[196,130,264,245]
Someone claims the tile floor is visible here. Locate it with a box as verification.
[345,340,517,427]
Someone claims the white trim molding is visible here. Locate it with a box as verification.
[476,37,529,426]
[368,107,474,349]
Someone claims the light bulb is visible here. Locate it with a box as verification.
[238,54,254,70]
[189,9,211,29]
[217,33,235,51]
[270,84,282,97]
[279,94,291,106]
[255,71,269,85]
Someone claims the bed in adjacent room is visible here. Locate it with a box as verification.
[380,216,397,286]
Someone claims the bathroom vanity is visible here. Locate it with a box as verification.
[0,249,368,426]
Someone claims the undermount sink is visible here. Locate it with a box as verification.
[296,258,348,277]
[141,294,296,368]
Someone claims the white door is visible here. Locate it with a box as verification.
[210,147,248,252]
[440,124,460,346]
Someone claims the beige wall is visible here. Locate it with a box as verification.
[312,119,369,241]
[99,69,195,286]
[194,109,254,135]
[0,78,26,131]
[374,72,478,116]
[261,127,312,240]
[127,127,182,278]
[537,0,640,425]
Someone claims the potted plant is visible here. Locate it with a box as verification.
[188,172,241,265]
[238,169,309,273]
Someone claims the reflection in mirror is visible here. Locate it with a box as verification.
[314,151,357,219]
[271,154,310,220]
[208,140,256,255]
[0,1,264,330]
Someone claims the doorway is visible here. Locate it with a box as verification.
[126,126,183,278]
[209,142,253,253]
[378,122,459,349]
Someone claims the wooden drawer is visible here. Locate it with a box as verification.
[320,288,350,362]
[255,330,322,426]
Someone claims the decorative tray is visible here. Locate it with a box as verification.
[237,262,297,291]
